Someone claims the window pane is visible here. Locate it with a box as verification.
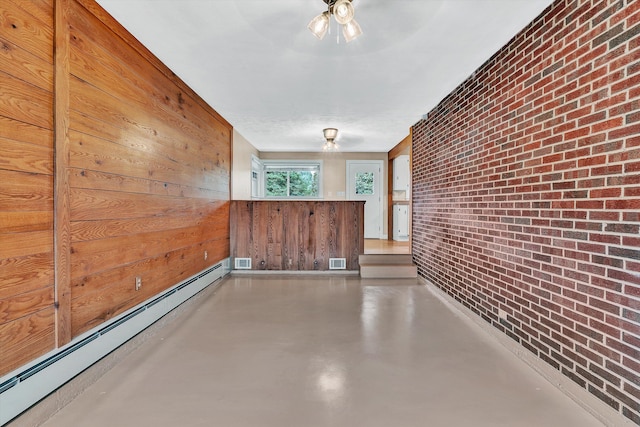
[265,171,288,196]
[262,161,322,198]
[355,172,374,195]
[289,171,319,197]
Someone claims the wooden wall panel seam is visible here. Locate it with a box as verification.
[54,0,72,346]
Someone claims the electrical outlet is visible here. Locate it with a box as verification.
[135,276,142,291]
[498,309,507,320]
[204,250,208,261]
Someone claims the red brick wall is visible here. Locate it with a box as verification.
[411,0,640,423]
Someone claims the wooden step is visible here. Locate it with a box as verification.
[359,263,418,279]
[360,277,419,286]
[359,254,413,265]
[359,254,417,279]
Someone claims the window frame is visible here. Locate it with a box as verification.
[261,160,323,199]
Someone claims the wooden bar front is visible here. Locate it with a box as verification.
[230,201,365,271]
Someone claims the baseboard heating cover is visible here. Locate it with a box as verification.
[0,258,230,426]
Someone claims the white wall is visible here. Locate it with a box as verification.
[231,130,259,200]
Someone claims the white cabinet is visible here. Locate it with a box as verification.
[393,155,410,199]
[393,204,409,241]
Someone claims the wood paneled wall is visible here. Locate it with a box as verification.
[230,201,364,271]
[0,0,231,377]
[0,0,56,377]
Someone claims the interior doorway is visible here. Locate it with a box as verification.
[346,160,383,239]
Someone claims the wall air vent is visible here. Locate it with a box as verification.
[234,258,252,269]
[329,258,346,270]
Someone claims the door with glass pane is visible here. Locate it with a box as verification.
[346,160,383,239]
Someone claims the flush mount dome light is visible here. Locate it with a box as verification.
[308,0,362,43]
[323,128,338,142]
[322,128,339,151]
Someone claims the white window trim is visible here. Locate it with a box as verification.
[250,155,263,199]
[261,159,324,200]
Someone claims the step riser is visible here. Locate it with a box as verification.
[360,265,417,279]
[359,254,413,265]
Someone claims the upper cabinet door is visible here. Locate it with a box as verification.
[393,155,410,196]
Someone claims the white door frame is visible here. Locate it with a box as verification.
[346,160,384,239]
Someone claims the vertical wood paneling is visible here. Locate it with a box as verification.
[0,0,231,376]
[230,201,364,271]
[0,0,55,376]
[54,0,72,346]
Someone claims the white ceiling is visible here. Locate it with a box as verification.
[95,0,553,152]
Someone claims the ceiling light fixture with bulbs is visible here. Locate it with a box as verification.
[308,0,363,43]
[322,128,339,151]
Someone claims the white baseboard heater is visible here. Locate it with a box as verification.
[0,258,230,426]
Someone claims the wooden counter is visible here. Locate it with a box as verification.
[230,201,365,271]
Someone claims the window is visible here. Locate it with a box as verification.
[355,172,374,195]
[262,161,322,198]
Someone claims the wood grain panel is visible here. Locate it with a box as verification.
[266,202,284,270]
[0,0,231,378]
[0,307,55,374]
[70,238,229,336]
[69,167,228,201]
[69,32,230,153]
[66,76,230,185]
[71,237,229,303]
[0,71,53,129]
[55,0,73,346]
[69,106,229,186]
[62,0,230,345]
[282,202,299,271]
[0,286,53,323]
[314,203,328,268]
[0,0,55,377]
[0,170,52,211]
[8,0,53,28]
[0,211,52,233]
[300,202,317,270]
[0,253,53,300]
[70,214,229,279]
[0,0,53,62]
[0,136,53,174]
[70,209,228,243]
[0,230,52,260]
[0,115,53,148]
[229,200,251,266]
[73,0,229,130]
[68,4,230,144]
[0,36,53,91]
[70,188,223,221]
[231,201,364,271]
[68,127,228,193]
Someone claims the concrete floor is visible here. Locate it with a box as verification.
[36,275,604,427]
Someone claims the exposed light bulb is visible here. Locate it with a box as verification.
[336,4,348,18]
[332,0,355,25]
